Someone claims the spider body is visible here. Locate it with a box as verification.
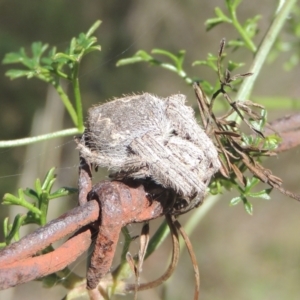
[78,93,220,214]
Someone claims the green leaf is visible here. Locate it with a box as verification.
[2,42,49,70]
[228,60,245,72]
[5,69,36,80]
[193,53,220,72]
[245,177,260,192]
[35,178,42,196]
[3,217,9,238]
[152,49,179,65]
[2,51,24,64]
[23,188,39,201]
[53,53,77,62]
[2,190,41,215]
[83,45,101,55]
[227,39,245,48]
[86,20,102,38]
[31,42,49,65]
[6,214,26,244]
[41,167,56,190]
[263,134,281,151]
[48,187,78,200]
[199,80,215,95]
[230,196,242,206]
[226,0,242,11]
[243,199,253,215]
[249,188,272,200]
[205,7,232,31]
[243,15,261,38]
[205,18,225,31]
[214,7,232,22]
[116,56,145,66]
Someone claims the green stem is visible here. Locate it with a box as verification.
[0,128,80,148]
[228,8,257,52]
[120,227,133,262]
[72,62,84,132]
[52,80,78,127]
[145,219,169,259]
[39,193,49,226]
[236,0,297,101]
[6,214,27,244]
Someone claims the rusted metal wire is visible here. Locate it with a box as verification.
[0,179,168,291]
[0,200,98,289]
[85,180,167,290]
[0,200,99,267]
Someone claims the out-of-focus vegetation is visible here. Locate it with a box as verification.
[0,0,300,299]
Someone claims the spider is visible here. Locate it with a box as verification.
[77,93,220,214]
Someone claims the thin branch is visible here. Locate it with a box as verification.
[0,128,81,148]
[72,62,84,131]
[52,80,78,127]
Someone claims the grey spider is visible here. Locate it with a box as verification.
[77,93,220,214]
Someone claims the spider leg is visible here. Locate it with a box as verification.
[165,95,220,170]
[77,142,126,170]
[130,133,206,198]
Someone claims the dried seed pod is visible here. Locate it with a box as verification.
[77,93,220,214]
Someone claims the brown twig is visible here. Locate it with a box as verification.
[126,214,180,292]
[174,218,200,300]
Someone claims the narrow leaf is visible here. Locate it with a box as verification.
[243,199,253,215]
[86,20,102,38]
[249,188,272,200]
[230,196,242,206]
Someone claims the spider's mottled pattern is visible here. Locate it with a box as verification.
[77,93,220,214]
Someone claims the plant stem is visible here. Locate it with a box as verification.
[39,193,49,226]
[120,227,132,262]
[52,80,78,127]
[228,7,257,52]
[145,219,169,259]
[72,63,84,132]
[236,0,297,101]
[0,128,80,148]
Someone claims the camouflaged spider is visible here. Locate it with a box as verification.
[77,93,220,214]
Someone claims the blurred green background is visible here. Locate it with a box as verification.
[0,0,300,299]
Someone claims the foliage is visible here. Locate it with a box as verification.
[116,0,261,96]
[1,20,101,146]
[0,168,76,248]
